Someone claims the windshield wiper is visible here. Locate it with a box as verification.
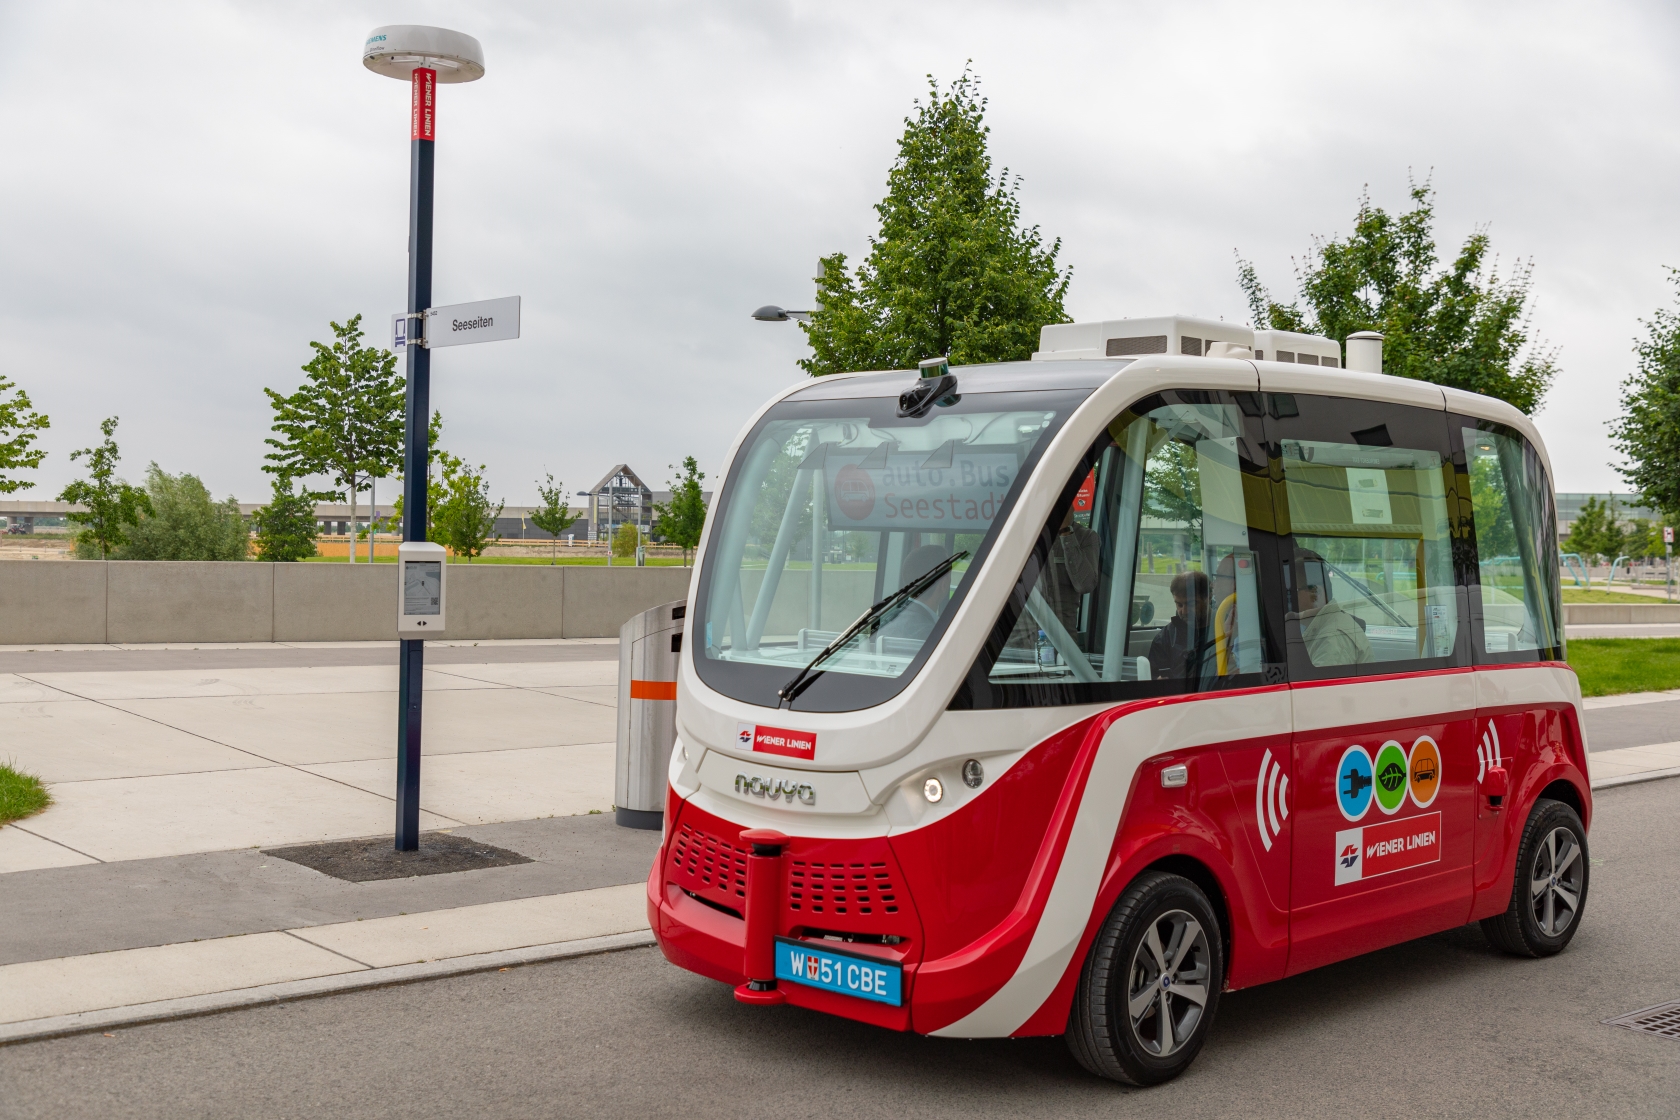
[777,550,969,707]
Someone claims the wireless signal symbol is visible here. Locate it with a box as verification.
[1476,723,1503,783]
[1255,748,1290,851]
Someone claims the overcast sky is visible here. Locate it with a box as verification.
[2,0,1676,507]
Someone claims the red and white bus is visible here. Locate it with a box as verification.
[648,315,1589,1085]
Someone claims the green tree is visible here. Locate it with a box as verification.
[1237,180,1558,413]
[799,70,1071,377]
[612,520,641,560]
[252,474,323,562]
[0,376,50,494]
[59,417,151,559]
[529,473,579,563]
[1564,496,1619,564]
[1612,269,1680,522]
[114,465,248,561]
[652,456,708,566]
[432,452,503,561]
[264,315,404,563]
[389,409,444,542]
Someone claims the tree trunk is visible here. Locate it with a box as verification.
[348,474,358,564]
[369,476,377,563]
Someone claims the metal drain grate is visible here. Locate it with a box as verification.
[1604,1000,1680,1039]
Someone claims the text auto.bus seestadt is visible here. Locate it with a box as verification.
[646,314,1588,1085]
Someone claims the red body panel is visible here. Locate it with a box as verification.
[650,663,1589,1039]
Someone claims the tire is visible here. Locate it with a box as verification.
[1480,797,1589,957]
[1067,871,1224,1086]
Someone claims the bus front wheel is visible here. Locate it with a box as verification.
[1066,871,1224,1086]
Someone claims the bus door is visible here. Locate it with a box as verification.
[1455,418,1569,913]
[1262,392,1477,975]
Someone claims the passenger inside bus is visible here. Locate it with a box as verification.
[1148,570,1212,679]
[879,543,954,642]
[1292,548,1374,666]
[1045,507,1101,635]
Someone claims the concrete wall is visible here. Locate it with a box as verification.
[0,562,695,644]
[1561,602,1680,624]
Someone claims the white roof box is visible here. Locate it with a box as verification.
[1252,329,1341,368]
[1033,316,1255,361]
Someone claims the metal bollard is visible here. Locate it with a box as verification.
[734,828,789,1005]
[615,600,685,829]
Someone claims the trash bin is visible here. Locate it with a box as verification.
[616,599,685,829]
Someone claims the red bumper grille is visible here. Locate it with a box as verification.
[790,860,899,916]
[668,821,747,913]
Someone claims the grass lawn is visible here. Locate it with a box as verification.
[1567,639,1680,697]
[1560,588,1672,604]
[0,763,51,825]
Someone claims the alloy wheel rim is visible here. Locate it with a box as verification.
[1529,825,1584,937]
[1125,909,1210,1058]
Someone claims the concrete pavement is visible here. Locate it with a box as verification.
[0,640,619,872]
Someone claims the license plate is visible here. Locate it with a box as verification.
[774,937,903,1006]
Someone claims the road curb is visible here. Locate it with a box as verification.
[0,929,657,1047]
[1590,766,1680,791]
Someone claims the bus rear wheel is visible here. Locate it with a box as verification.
[1067,871,1224,1085]
[1480,797,1589,957]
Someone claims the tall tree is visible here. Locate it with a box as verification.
[117,465,249,561]
[529,473,579,564]
[1612,269,1680,522]
[1237,180,1558,413]
[263,315,404,563]
[653,456,708,566]
[59,417,151,559]
[251,474,323,562]
[0,375,50,494]
[800,70,1071,377]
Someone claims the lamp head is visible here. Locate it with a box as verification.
[364,26,485,82]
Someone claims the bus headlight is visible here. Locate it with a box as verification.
[923,777,944,804]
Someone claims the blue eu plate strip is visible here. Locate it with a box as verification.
[774,938,902,1007]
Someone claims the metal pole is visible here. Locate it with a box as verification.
[396,67,437,852]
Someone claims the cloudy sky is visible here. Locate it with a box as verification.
[2,0,1676,507]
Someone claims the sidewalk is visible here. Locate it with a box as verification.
[0,640,618,872]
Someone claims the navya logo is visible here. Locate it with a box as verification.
[735,773,816,806]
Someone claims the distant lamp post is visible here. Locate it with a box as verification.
[363,24,485,853]
[751,305,813,323]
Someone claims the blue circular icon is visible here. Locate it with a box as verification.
[1336,745,1375,822]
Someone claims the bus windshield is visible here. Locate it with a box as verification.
[691,385,1088,712]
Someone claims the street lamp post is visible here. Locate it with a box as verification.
[364,25,485,851]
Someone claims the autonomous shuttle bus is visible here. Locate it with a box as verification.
[648,315,1589,1085]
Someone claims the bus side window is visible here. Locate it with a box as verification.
[973,390,1276,704]
[1459,422,1563,659]
[1266,395,1465,679]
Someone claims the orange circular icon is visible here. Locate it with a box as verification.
[1408,736,1441,808]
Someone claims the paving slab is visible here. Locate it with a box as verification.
[0,932,363,1024]
[1588,742,1680,780]
[0,674,81,704]
[0,641,618,674]
[20,665,497,702]
[0,814,662,966]
[429,660,619,690]
[0,825,97,874]
[23,767,457,862]
[1582,697,1680,753]
[533,684,619,708]
[301,743,616,824]
[1,699,271,782]
[107,687,617,766]
[291,883,646,967]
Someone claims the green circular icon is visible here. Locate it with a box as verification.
[1372,741,1409,815]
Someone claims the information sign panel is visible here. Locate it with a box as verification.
[426,296,521,348]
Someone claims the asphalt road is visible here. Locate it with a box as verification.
[1585,698,1680,752]
[5,779,1677,1120]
